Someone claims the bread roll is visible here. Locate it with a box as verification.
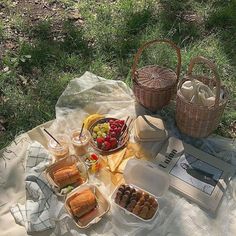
[53,164,83,188]
[69,189,97,218]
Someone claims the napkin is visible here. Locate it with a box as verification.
[10,142,60,233]
[180,79,223,107]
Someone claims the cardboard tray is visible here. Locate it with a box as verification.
[65,184,110,228]
[45,155,88,197]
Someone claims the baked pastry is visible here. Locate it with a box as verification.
[53,164,83,188]
[134,115,168,141]
[69,189,97,218]
[115,184,158,220]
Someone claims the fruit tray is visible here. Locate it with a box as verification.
[88,117,130,155]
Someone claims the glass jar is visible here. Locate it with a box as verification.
[71,129,91,156]
[48,134,69,161]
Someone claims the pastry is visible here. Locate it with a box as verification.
[69,189,97,218]
[53,164,83,188]
[114,184,158,220]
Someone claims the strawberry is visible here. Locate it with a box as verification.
[119,120,125,125]
[96,137,104,148]
[110,138,118,148]
[97,137,104,144]
[111,124,116,130]
[104,141,111,151]
[110,131,116,138]
[91,153,98,161]
[116,127,121,134]
[105,135,111,142]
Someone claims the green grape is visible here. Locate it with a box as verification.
[101,128,106,133]
[92,132,97,138]
[97,131,102,136]
[93,126,99,132]
[102,133,106,138]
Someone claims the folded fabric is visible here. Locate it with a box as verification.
[107,148,127,172]
[180,79,223,107]
[10,142,59,233]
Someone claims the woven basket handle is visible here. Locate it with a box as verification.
[186,56,221,107]
[132,39,181,81]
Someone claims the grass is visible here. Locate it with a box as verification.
[0,0,236,149]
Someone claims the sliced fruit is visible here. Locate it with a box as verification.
[83,114,104,129]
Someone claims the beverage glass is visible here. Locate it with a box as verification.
[48,134,69,161]
[71,129,91,156]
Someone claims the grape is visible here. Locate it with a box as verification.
[101,128,106,133]
[93,126,99,132]
[92,132,97,138]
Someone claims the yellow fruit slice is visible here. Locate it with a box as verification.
[83,114,104,129]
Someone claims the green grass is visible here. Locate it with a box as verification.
[0,0,236,149]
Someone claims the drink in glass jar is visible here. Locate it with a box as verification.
[48,134,69,161]
[71,129,91,156]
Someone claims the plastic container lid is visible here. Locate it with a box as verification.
[123,159,169,197]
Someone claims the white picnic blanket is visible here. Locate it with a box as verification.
[1,71,236,236]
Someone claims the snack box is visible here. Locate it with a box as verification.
[65,184,110,228]
[111,158,169,221]
[45,155,88,196]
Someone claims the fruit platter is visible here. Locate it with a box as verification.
[88,117,131,154]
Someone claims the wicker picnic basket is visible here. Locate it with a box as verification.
[176,56,228,138]
[132,39,181,112]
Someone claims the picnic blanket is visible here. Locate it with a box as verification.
[1,71,236,236]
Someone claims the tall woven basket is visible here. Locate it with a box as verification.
[132,39,181,112]
[176,56,228,138]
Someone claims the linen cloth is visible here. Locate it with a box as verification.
[0,71,236,236]
[180,79,222,106]
[10,142,60,233]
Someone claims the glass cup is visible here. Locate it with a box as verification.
[71,129,91,156]
[48,134,70,161]
[84,152,101,174]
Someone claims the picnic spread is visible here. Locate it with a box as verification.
[1,39,236,236]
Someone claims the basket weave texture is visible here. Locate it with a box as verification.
[176,56,228,138]
[132,39,181,112]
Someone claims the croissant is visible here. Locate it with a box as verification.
[69,189,97,218]
[53,164,83,188]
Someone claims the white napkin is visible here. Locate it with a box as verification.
[180,79,222,107]
[10,142,60,233]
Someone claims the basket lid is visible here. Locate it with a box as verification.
[123,159,169,197]
[135,65,177,90]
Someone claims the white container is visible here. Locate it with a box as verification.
[111,158,169,221]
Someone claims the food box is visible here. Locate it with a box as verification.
[111,158,169,221]
[45,155,88,196]
[133,115,168,142]
[65,184,110,228]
